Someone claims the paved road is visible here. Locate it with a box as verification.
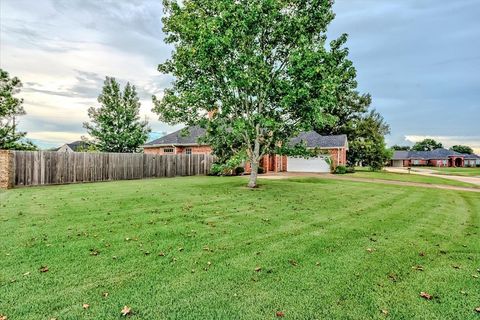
[385,167,480,186]
[258,172,480,193]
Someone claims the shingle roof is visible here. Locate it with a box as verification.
[464,153,480,159]
[392,148,475,160]
[144,127,348,149]
[56,140,90,151]
[392,151,410,160]
[144,126,206,147]
[289,131,347,148]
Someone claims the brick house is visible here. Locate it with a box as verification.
[391,148,480,167]
[143,126,348,173]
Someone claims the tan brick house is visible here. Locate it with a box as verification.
[143,126,348,173]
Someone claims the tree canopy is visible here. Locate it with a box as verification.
[411,138,443,151]
[346,110,392,170]
[391,145,411,151]
[154,0,361,187]
[450,145,474,154]
[84,77,150,153]
[0,69,37,150]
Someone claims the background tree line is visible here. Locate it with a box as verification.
[392,139,475,154]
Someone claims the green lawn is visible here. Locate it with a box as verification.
[352,168,479,188]
[427,167,480,177]
[1,177,479,319]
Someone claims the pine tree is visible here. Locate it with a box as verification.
[84,77,150,152]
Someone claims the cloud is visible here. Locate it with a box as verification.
[1,0,479,150]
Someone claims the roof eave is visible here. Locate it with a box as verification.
[143,143,204,148]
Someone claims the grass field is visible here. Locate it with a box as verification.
[352,168,479,188]
[1,177,479,319]
[427,167,480,177]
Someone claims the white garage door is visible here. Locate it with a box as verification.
[392,160,404,167]
[287,156,330,173]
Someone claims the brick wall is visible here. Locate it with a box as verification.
[0,150,14,189]
[328,148,347,168]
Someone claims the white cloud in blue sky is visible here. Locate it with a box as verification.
[1,0,479,151]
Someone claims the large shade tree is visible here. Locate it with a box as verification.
[84,77,150,153]
[0,69,36,150]
[154,0,361,188]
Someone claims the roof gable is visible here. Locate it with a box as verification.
[144,127,347,149]
[144,126,206,146]
[289,131,347,148]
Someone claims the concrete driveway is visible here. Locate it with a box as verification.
[385,167,480,186]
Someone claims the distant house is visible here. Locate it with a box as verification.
[391,148,480,167]
[143,126,348,173]
[56,141,91,153]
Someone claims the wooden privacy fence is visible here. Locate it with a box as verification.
[1,150,214,188]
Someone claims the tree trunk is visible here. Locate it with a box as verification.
[248,158,259,188]
[247,134,261,188]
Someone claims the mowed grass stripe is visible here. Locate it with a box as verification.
[1,177,479,319]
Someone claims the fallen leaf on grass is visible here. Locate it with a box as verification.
[39,266,49,273]
[472,274,479,279]
[121,306,132,316]
[420,292,432,300]
[452,265,461,269]
[475,306,480,313]
[23,272,30,276]
[366,248,375,253]
[254,267,262,272]
[288,259,298,266]
[276,311,284,317]
[381,309,388,315]
[412,265,424,271]
[419,252,425,256]
[158,252,165,256]
[89,249,100,256]
[102,292,109,298]
[0,314,7,320]
[82,303,90,309]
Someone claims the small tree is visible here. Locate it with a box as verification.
[450,145,473,155]
[84,77,150,153]
[411,139,443,151]
[154,0,359,188]
[0,69,37,150]
[347,110,391,170]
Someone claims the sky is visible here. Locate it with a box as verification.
[0,0,479,152]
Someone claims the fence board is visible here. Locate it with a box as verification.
[11,151,214,187]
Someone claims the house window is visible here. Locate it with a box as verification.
[185,148,192,155]
[163,148,174,154]
[412,160,419,165]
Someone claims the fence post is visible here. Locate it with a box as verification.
[0,150,14,189]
